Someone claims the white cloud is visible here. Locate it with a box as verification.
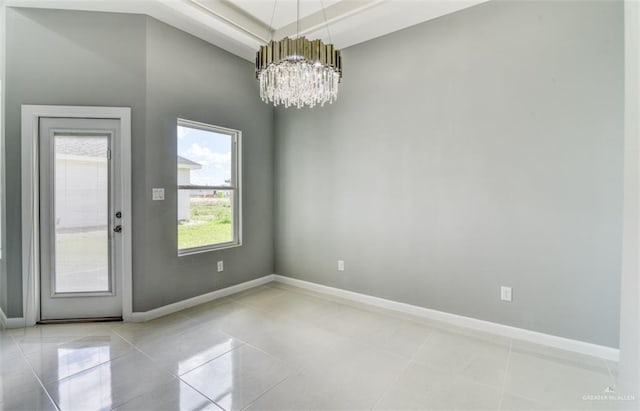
[184,143,231,167]
[177,126,190,140]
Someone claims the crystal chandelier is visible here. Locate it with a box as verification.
[255,1,343,108]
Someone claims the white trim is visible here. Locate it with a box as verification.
[0,306,25,329]
[1,1,5,261]
[3,0,487,63]
[618,0,640,397]
[272,275,620,362]
[21,105,133,326]
[130,274,275,322]
[5,318,25,328]
[176,118,242,257]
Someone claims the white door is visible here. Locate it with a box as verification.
[39,117,123,321]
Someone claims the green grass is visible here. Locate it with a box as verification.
[178,197,232,250]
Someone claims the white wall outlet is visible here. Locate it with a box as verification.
[338,260,345,271]
[217,261,224,272]
[152,188,165,201]
[501,286,512,302]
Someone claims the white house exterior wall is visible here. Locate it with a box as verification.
[178,168,190,221]
[55,156,108,230]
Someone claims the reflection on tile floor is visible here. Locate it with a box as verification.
[0,282,625,410]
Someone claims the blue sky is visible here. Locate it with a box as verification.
[178,126,232,186]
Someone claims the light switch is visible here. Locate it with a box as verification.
[152,188,165,201]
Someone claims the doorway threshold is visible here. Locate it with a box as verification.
[37,317,123,325]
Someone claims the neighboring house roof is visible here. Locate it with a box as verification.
[56,137,203,172]
[178,155,202,170]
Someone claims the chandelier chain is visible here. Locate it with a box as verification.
[296,0,301,55]
[297,0,300,39]
[319,0,332,44]
[267,0,278,42]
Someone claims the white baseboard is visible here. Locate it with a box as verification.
[272,275,620,362]
[130,274,275,322]
[0,306,26,329]
[9,271,618,362]
[0,306,6,328]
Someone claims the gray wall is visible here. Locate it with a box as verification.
[275,0,624,347]
[137,18,274,311]
[5,8,147,317]
[4,8,274,316]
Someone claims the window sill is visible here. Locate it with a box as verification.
[178,241,242,257]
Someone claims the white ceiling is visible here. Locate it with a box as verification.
[233,0,344,31]
[5,0,488,61]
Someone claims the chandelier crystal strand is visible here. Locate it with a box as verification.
[256,36,342,108]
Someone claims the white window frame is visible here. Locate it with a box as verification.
[177,118,242,256]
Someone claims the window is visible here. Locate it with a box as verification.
[177,119,241,255]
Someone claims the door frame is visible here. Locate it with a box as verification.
[21,105,132,325]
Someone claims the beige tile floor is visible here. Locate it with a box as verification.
[0,282,623,411]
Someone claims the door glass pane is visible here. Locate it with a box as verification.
[54,135,110,293]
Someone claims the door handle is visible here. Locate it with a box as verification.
[113,225,122,233]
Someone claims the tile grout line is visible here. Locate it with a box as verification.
[175,373,228,410]
[602,357,617,388]
[8,332,62,411]
[220,286,407,410]
[497,338,513,411]
[109,322,247,410]
[176,342,291,411]
[26,336,170,411]
[271,281,449,334]
[141,335,246,378]
[231,286,467,411]
[125,343,243,410]
[15,325,132,374]
[9,285,615,411]
[228,309,327,411]
[238,372,294,411]
[164,329,252,408]
[169,319,295,411]
[369,330,435,410]
[495,343,558,409]
[219,292,389,410]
